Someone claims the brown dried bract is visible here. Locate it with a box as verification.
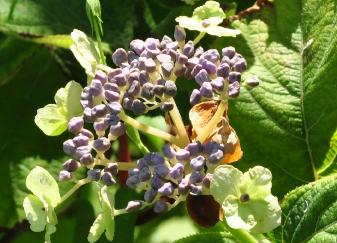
[189,101,242,163]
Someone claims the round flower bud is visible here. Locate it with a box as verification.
[112,48,128,67]
[59,170,72,181]
[68,117,84,134]
[101,171,116,186]
[125,200,143,212]
[87,169,102,181]
[144,188,157,203]
[93,137,111,152]
[154,200,169,213]
[62,159,80,172]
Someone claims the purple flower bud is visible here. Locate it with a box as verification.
[153,84,165,96]
[177,53,188,65]
[202,60,217,75]
[74,146,92,160]
[233,58,247,72]
[68,117,84,134]
[126,175,140,188]
[59,170,72,181]
[112,48,128,67]
[195,69,209,86]
[93,137,111,152]
[141,83,154,99]
[145,38,160,50]
[230,54,242,67]
[128,80,141,97]
[155,164,170,178]
[217,64,230,78]
[174,66,187,77]
[161,62,174,77]
[87,169,101,181]
[137,158,147,169]
[146,152,165,166]
[145,58,156,73]
[160,35,173,48]
[144,188,157,203]
[202,173,213,188]
[211,77,225,92]
[101,171,116,186]
[185,142,201,156]
[108,68,122,81]
[191,64,203,77]
[80,153,94,165]
[83,107,94,123]
[176,149,190,161]
[90,79,104,97]
[139,166,151,182]
[208,150,224,164]
[186,57,199,70]
[109,121,126,139]
[79,129,94,139]
[114,73,127,87]
[203,49,220,63]
[130,39,145,55]
[63,139,76,155]
[139,70,149,85]
[126,200,143,212]
[158,182,174,196]
[183,41,194,57]
[190,184,203,195]
[166,41,178,50]
[92,104,107,118]
[194,46,204,57]
[190,155,206,171]
[189,171,203,184]
[190,89,201,106]
[203,141,220,154]
[93,121,107,133]
[105,90,120,102]
[222,46,236,59]
[245,76,260,87]
[123,96,133,110]
[131,99,147,115]
[128,168,140,177]
[200,82,213,98]
[228,81,240,98]
[174,25,186,42]
[178,178,190,195]
[169,163,184,180]
[228,72,241,84]
[95,70,107,84]
[104,162,118,176]
[128,69,140,82]
[156,54,171,63]
[154,200,169,213]
[164,81,177,97]
[73,135,89,147]
[104,114,120,126]
[62,159,80,172]
[160,102,174,112]
[151,175,164,189]
[107,102,122,115]
[162,144,175,159]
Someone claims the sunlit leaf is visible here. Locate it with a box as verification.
[23,194,46,232]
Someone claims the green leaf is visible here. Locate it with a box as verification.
[213,0,337,196]
[317,128,337,176]
[23,194,47,232]
[174,232,239,243]
[126,126,150,155]
[88,213,105,243]
[35,80,83,136]
[276,175,337,242]
[26,166,61,207]
[86,0,103,35]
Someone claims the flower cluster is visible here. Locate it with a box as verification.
[125,140,228,213]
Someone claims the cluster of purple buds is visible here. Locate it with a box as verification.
[125,140,226,213]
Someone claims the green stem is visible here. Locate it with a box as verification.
[223,220,259,243]
[59,178,90,205]
[93,19,106,65]
[193,32,206,45]
[120,112,183,147]
[168,98,190,147]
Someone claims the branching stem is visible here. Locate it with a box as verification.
[59,178,90,205]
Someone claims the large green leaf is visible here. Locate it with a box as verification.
[274,175,337,242]
[214,0,337,196]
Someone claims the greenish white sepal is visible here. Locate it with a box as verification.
[35,81,83,136]
[210,165,281,233]
[23,194,47,232]
[175,1,240,37]
[70,29,101,77]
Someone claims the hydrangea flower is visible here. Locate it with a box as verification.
[210,165,281,233]
[175,1,240,37]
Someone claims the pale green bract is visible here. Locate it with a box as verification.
[70,29,100,77]
[35,81,83,136]
[26,166,61,207]
[23,194,47,232]
[210,165,281,233]
[87,185,115,242]
[175,1,240,37]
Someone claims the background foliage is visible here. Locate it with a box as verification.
[0,0,337,242]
